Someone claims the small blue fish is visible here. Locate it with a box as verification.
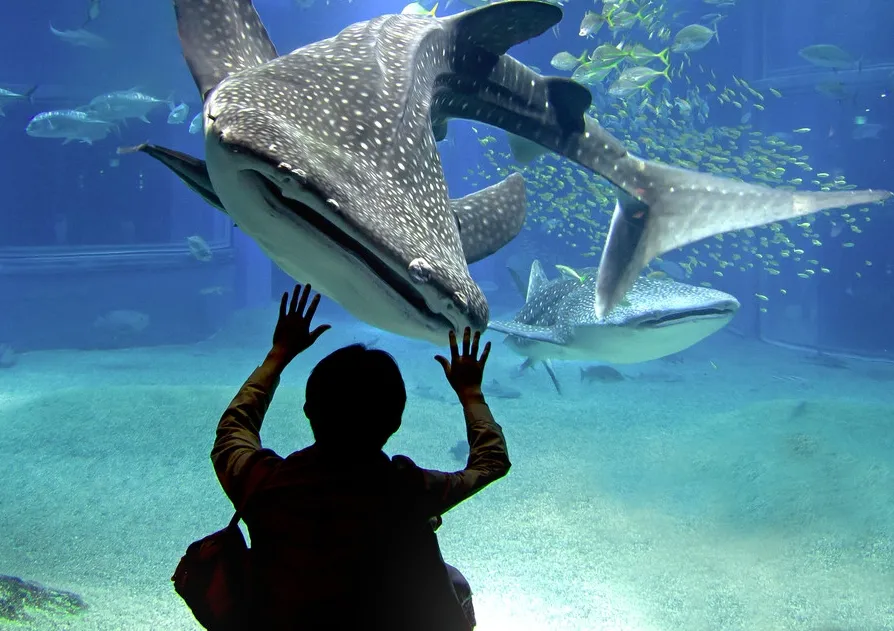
[50,24,109,49]
[188,112,202,134]
[167,102,190,125]
[87,0,101,23]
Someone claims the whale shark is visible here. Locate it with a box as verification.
[135,0,890,344]
[490,260,741,393]
[124,139,526,344]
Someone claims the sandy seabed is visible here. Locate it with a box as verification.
[0,308,892,631]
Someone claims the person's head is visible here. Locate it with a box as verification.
[303,344,406,452]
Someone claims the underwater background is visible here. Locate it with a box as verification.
[0,0,892,628]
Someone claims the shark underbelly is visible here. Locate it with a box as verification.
[579,316,733,363]
[204,139,454,344]
[508,315,733,363]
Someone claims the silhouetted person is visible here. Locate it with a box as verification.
[212,284,511,630]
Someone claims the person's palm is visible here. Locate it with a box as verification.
[435,328,491,399]
[271,284,331,364]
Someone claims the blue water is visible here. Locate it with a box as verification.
[0,0,892,629]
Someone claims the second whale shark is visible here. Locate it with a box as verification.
[491,260,741,392]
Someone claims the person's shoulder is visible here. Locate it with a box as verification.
[279,445,317,469]
[390,454,420,471]
[388,455,428,497]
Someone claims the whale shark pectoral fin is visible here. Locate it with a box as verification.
[446,0,562,56]
[594,160,893,319]
[540,359,562,395]
[451,172,526,264]
[174,0,278,99]
[516,357,563,395]
[119,143,226,213]
[487,320,565,344]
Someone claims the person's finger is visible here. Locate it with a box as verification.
[289,285,301,315]
[434,354,451,378]
[448,330,459,362]
[479,341,492,367]
[470,330,480,359]
[305,293,321,322]
[309,323,331,342]
[462,327,471,357]
[279,292,288,320]
[296,283,311,316]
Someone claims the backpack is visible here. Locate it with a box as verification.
[171,467,273,630]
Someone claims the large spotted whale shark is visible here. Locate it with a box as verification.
[134,0,890,343]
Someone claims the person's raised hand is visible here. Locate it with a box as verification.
[269,284,331,367]
[434,327,491,402]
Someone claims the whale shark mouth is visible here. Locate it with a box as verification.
[253,171,457,332]
[637,306,738,329]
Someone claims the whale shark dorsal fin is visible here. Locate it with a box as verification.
[174,0,278,100]
[446,0,562,56]
[527,259,548,299]
[450,172,527,264]
[547,78,591,133]
[120,143,226,213]
[507,266,526,298]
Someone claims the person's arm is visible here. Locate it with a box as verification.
[397,328,510,517]
[396,389,511,517]
[211,284,331,509]
[211,351,288,507]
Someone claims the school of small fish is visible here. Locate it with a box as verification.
[459,0,888,315]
